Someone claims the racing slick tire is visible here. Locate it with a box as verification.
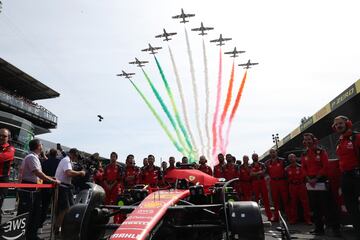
[62,183,107,240]
[227,201,264,240]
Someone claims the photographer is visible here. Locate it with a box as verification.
[72,153,100,192]
[54,148,85,235]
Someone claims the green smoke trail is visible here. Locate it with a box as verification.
[128,79,185,154]
[141,69,190,156]
[154,56,194,155]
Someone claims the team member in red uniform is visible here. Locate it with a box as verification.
[286,153,311,225]
[266,149,290,222]
[213,153,225,178]
[239,155,252,201]
[301,133,340,236]
[123,155,140,189]
[167,157,176,172]
[140,155,162,187]
[93,153,104,185]
[0,128,15,223]
[333,116,360,238]
[251,153,272,221]
[140,157,148,171]
[222,154,238,181]
[198,156,213,175]
[103,152,122,205]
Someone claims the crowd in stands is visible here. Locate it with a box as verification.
[0,86,55,116]
[0,115,359,239]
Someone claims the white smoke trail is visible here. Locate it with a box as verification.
[185,28,205,156]
[168,46,198,158]
[202,38,211,161]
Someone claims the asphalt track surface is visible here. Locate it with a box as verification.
[1,209,358,239]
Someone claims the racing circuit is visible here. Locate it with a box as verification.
[1,3,360,240]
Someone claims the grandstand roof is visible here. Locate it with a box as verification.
[0,58,60,100]
[261,78,360,160]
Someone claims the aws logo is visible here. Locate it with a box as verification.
[0,213,28,240]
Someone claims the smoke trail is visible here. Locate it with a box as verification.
[141,69,189,155]
[212,48,223,160]
[128,80,185,155]
[219,61,235,153]
[154,56,193,154]
[202,38,211,161]
[168,46,198,160]
[224,71,248,150]
[185,28,205,155]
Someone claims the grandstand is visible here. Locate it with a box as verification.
[0,57,59,180]
[261,78,360,160]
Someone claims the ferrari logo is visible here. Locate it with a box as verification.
[188,176,196,182]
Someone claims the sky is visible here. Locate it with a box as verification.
[1,0,360,165]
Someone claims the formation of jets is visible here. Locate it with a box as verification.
[172,8,195,23]
[123,8,257,82]
[129,58,149,67]
[191,22,214,36]
[117,70,135,79]
[155,29,177,41]
[210,34,232,46]
[224,47,246,58]
[141,44,162,55]
[238,59,259,69]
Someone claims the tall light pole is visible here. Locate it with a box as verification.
[272,133,279,150]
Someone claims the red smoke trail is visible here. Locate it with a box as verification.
[211,48,222,162]
[218,61,235,153]
[224,70,248,150]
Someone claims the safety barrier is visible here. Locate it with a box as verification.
[0,183,58,240]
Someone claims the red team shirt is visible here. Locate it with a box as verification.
[213,164,224,178]
[239,164,252,182]
[198,164,213,176]
[336,132,360,172]
[286,165,306,183]
[0,143,15,177]
[301,148,328,177]
[267,159,286,179]
[222,164,238,181]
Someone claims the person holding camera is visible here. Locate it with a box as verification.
[54,148,85,234]
[333,116,360,238]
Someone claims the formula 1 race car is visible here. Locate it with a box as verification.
[62,168,270,240]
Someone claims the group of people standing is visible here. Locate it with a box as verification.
[0,114,359,239]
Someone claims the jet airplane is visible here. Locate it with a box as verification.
[172,8,195,23]
[191,22,214,36]
[155,29,177,41]
[141,44,162,55]
[117,70,135,79]
[97,115,104,122]
[238,59,259,69]
[224,47,246,58]
[129,58,149,67]
[210,34,232,46]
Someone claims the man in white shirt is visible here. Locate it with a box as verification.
[54,148,85,234]
[18,139,60,240]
